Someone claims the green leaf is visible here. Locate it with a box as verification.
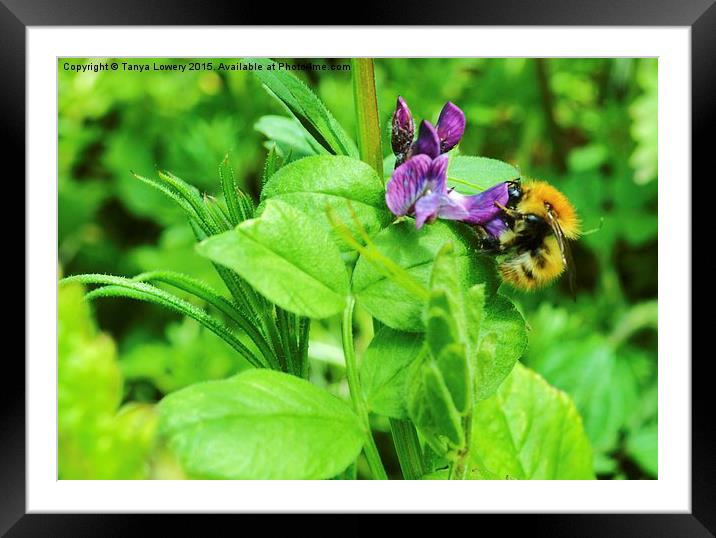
[407,359,465,456]
[447,156,520,195]
[470,363,594,480]
[157,169,218,231]
[526,335,640,454]
[131,171,202,225]
[261,144,284,186]
[406,245,491,456]
[383,154,396,180]
[434,343,470,414]
[426,245,469,355]
[424,244,488,409]
[352,221,498,332]
[360,328,424,419]
[248,58,358,158]
[197,199,349,319]
[255,115,323,158]
[219,155,242,226]
[475,295,528,400]
[425,305,460,367]
[158,369,364,479]
[421,465,503,480]
[259,155,392,251]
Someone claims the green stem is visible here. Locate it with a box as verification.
[390,419,425,480]
[275,307,296,375]
[349,57,389,479]
[351,58,384,179]
[342,297,388,480]
[449,416,472,480]
[298,316,311,379]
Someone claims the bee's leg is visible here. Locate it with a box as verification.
[494,201,525,220]
[480,235,502,253]
[474,225,504,253]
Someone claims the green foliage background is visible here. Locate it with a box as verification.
[58,58,657,480]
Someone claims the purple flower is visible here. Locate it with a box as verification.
[390,98,466,166]
[391,96,414,166]
[436,102,466,153]
[482,216,509,238]
[385,154,509,230]
[446,183,511,226]
[412,121,441,159]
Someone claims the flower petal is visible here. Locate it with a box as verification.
[483,217,508,238]
[385,154,432,217]
[391,96,414,165]
[446,182,509,225]
[436,102,465,153]
[414,190,443,229]
[426,154,449,194]
[436,193,471,221]
[410,120,441,159]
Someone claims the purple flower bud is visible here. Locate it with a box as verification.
[436,102,466,153]
[410,120,441,159]
[391,96,414,166]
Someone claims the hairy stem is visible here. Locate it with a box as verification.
[342,297,388,480]
[351,58,384,179]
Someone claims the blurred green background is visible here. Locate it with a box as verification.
[58,58,657,480]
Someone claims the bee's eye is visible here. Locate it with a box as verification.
[525,214,541,224]
[507,182,522,203]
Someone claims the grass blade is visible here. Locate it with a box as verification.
[132,270,277,367]
[62,274,267,369]
[219,154,242,225]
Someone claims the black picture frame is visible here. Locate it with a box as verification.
[6,1,711,534]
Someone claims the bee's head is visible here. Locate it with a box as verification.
[506,179,523,207]
[519,181,580,239]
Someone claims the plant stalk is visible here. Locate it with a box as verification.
[348,58,389,479]
[341,297,388,480]
[390,419,425,480]
[351,58,384,180]
[449,416,473,480]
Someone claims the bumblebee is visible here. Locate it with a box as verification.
[480,179,580,292]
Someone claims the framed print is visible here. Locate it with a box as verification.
[6,0,712,534]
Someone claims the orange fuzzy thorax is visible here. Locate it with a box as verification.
[518,180,580,239]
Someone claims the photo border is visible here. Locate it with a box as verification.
[6,0,711,533]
